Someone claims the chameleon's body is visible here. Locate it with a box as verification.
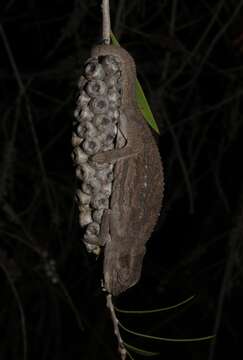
[90,45,164,296]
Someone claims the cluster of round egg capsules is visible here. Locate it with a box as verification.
[72,54,122,255]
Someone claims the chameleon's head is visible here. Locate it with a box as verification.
[103,245,146,296]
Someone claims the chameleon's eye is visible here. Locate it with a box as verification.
[85,61,105,80]
[117,255,131,283]
[90,97,109,114]
[86,80,107,97]
[102,55,119,75]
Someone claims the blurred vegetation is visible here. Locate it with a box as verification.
[0,0,243,359]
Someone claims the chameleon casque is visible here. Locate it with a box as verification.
[72,44,164,296]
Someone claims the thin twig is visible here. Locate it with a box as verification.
[114,0,126,39]
[0,23,54,215]
[106,294,127,360]
[162,0,177,80]
[102,0,111,44]
[161,101,194,214]
[0,24,25,94]
[0,262,27,360]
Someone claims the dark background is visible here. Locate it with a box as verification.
[1,1,243,359]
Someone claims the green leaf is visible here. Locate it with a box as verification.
[119,321,215,343]
[111,31,160,134]
[124,342,160,357]
[110,31,120,46]
[115,295,195,314]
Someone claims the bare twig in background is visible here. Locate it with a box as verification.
[0,262,27,360]
[208,215,241,360]
[102,0,111,44]
[0,24,54,216]
[114,0,126,39]
[161,100,194,214]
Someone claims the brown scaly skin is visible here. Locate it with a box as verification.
[91,45,164,296]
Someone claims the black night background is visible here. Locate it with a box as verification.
[0,1,243,359]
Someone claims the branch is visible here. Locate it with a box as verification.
[106,294,127,360]
[101,0,111,44]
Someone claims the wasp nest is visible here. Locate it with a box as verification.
[72,54,122,255]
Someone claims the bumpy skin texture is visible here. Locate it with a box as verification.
[91,45,164,296]
[72,52,122,254]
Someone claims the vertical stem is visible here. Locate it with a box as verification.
[106,294,127,360]
[102,0,111,44]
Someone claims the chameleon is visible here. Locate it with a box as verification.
[72,44,164,296]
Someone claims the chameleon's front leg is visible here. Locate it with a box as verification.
[99,209,111,245]
[92,110,143,164]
